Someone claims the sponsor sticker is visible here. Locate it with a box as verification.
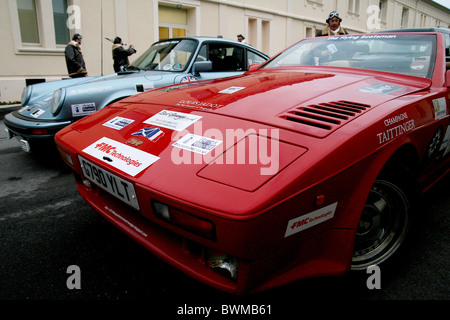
[103,117,135,130]
[126,138,144,147]
[71,102,96,117]
[432,97,447,120]
[219,86,246,94]
[30,108,45,118]
[69,86,112,95]
[176,100,224,110]
[172,133,222,155]
[82,137,159,176]
[285,202,338,237]
[377,113,416,145]
[132,127,164,142]
[144,110,202,131]
[135,83,154,92]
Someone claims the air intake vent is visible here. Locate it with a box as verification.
[280,101,371,137]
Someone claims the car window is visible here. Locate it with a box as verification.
[248,51,267,66]
[198,43,245,72]
[131,39,197,71]
[263,34,437,79]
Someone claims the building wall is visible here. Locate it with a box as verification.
[1,0,449,102]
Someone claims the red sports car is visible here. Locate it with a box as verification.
[55,32,450,294]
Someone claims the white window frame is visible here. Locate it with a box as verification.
[348,0,360,16]
[154,0,200,41]
[159,23,188,39]
[244,9,273,55]
[9,0,78,55]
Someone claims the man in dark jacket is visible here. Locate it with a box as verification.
[316,11,348,37]
[112,37,137,72]
[65,33,87,78]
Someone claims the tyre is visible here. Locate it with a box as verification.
[351,179,411,270]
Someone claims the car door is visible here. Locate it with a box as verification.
[192,42,248,81]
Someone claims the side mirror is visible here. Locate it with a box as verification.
[193,61,213,75]
[248,64,261,72]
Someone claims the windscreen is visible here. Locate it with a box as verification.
[263,34,437,78]
[130,39,197,71]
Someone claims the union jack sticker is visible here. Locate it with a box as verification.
[181,76,197,83]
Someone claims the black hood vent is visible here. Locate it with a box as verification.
[281,100,371,136]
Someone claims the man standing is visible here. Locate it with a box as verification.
[65,33,87,78]
[316,11,348,36]
[112,37,137,72]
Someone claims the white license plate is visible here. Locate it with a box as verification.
[78,156,140,210]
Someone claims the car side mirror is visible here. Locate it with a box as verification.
[248,64,261,72]
[193,61,213,75]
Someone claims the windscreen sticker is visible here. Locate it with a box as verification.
[30,108,45,118]
[82,137,159,176]
[71,102,96,117]
[285,202,338,237]
[432,97,447,120]
[327,43,338,54]
[359,84,403,95]
[219,86,246,94]
[144,110,202,131]
[172,134,222,155]
[132,127,164,142]
[103,117,135,130]
[410,57,428,70]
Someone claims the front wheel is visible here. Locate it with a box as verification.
[351,179,411,270]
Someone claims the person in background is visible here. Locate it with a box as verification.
[65,33,87,78]
[316,11,348,36]
[237,34,246,43]
[112,36,137,72]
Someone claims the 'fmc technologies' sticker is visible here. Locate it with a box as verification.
[82,137,159,176]
[285,202,338,237]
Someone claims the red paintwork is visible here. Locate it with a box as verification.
[55,33,450,294]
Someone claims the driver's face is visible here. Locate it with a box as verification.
[329,17,340,31]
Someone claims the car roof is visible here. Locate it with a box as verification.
[373,27,450,34]
[152,36,269,58]
[155,36,252,47]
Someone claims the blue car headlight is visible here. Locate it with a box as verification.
[21,86,32,106]
[50,88,65,114]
